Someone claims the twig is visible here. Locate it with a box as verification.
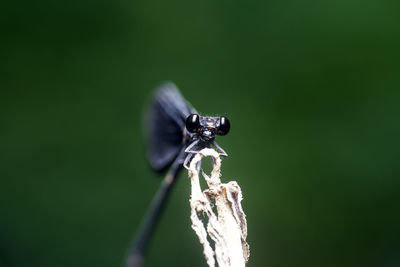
[188,148,250,267]
[125,148,249,267]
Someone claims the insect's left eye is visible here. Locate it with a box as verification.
[185,114,201,133]
[216,116,230,136]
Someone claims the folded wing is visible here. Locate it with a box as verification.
[144,82,196,171]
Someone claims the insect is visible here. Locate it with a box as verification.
[145,82,230,171]
[126,82,230,267]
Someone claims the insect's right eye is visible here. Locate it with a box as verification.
[185,114,200,133]
[216,116,230,136]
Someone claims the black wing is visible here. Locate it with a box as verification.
[144,82,196,171]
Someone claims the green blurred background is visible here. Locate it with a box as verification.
[1,0,400,266]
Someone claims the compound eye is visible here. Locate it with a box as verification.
[217,116,230,136]
[185,114,200,133]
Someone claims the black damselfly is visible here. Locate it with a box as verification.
[125,82,230,267]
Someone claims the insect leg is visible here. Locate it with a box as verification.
[183,153,193,170]
[184,139,200,154]
[183,139,201,169]
[212,141,228,157]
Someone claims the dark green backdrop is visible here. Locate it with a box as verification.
[1,0,400,266]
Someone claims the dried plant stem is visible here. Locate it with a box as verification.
[188,148,249,267]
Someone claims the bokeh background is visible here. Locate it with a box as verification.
[1,0,400,266]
